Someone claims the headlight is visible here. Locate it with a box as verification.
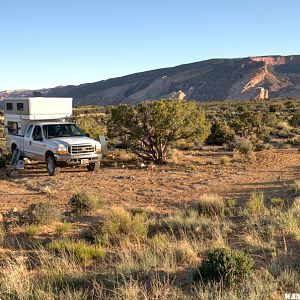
[95,143,101,154]
[56,144,68,155]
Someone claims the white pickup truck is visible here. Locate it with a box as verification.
[4,97,102,176]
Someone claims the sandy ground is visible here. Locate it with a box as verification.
[0,148,300,214]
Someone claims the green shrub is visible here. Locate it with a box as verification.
[0,157,6,168]
[196,248,254,285]
[22,202,60,225]
[234,137,254,154]
[108,99,210,164]
[93,209,148,245]
[191,194,224,217]
[246,192,265,214]
[289,114,300,127]
[286,100,297,110]
[269,103,283,113]
[206,121,235,145]
[47,239,105,261]
[69,191,105,214]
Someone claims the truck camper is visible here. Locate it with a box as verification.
[4,97,102,176]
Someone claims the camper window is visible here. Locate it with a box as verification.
[17,103,24,111]
[6,103,13,111]
[7,121,18,134]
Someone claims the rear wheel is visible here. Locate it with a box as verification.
[46,155,60,176]
[87,160,100,172]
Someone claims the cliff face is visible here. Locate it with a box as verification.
[1,55,300,105]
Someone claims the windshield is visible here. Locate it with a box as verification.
[43,124,85,139]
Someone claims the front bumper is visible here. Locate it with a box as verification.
[54,153,102,165]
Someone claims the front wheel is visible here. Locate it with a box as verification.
[87,160,100,172]
[46,155,60,176]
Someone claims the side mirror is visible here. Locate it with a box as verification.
[86,133,90,137]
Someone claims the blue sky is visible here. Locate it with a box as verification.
[0,0,299,90]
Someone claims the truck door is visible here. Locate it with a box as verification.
[30,125,47,160]
[23,124,34,158]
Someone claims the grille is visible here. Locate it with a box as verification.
[71,144,94,154]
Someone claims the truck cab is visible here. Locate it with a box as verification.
[4,97,102,176]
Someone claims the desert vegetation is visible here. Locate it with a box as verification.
[0,190,299,299]
[1,98,300,298]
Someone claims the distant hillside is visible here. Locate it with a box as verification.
[1,55,300,106]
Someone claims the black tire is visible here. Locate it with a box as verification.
[87,160,100,172]
[46,155,60,176]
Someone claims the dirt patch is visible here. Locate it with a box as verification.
[1,148,300,214]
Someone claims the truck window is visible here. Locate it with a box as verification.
[6,103,13,111]
[17,103,24,111]
[7,121,18,134]
[25,125,33,138]
[32,126,43,141]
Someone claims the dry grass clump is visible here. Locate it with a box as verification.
[293,196,300,209]
[22,202,60,225]
[191,194,224,217]
[113,150,138,162]
[25,224,40,236]
[69,191,106,214]
[56,222,72,236]
[0,250,89,299]
[47,239,105,261]
[246,192,266,214]
[220,156,230,165]
[293,180,300,195]
[92,208,148,246]
[278,208,300,241]
[155,209,200,235]
[270,197,285,209]
[167,148,183,164]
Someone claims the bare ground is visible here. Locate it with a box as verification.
[1,148,300,214]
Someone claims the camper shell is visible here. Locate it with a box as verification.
[4,97,72,136]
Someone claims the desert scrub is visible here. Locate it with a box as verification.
[206,120,235,145]
[115,234,200,274]
[191,194,224,217]
[22,202,60,225]
[246,192,266,214]
[92,209,148,246]
[69,191,105,214]
[196,248,254,285]
[234,137,255,154]
[47,239,105,261]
